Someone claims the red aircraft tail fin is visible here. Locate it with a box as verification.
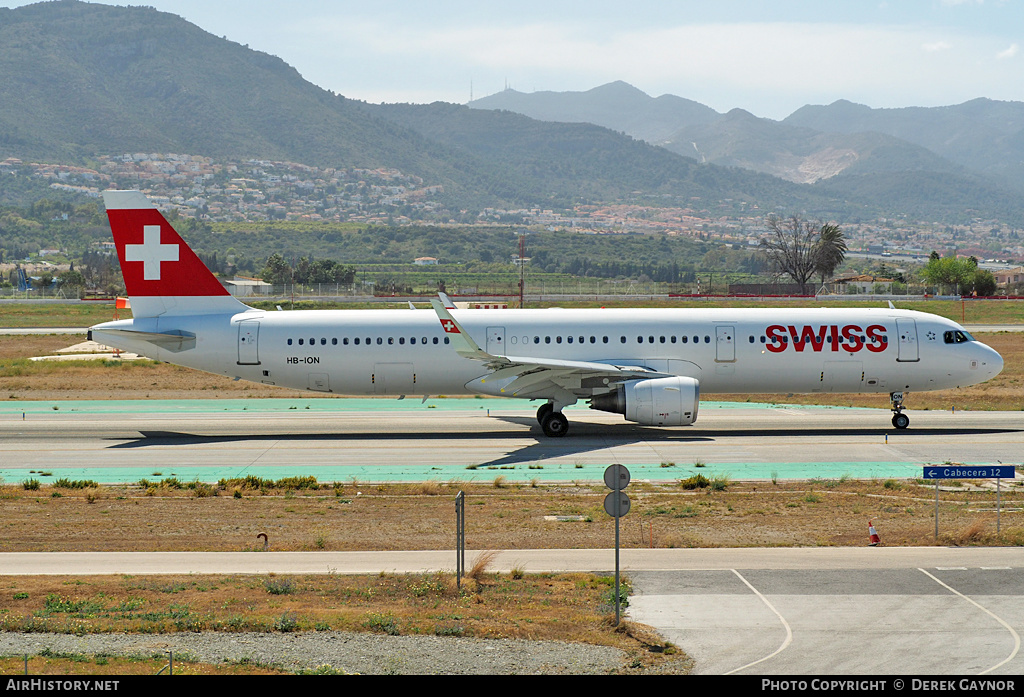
[103,190,246,317]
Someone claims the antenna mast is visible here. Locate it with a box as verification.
[518,232,526,308]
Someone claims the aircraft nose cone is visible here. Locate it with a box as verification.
[982,344,1004,378]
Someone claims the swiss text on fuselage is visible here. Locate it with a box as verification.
[765,324,887,353]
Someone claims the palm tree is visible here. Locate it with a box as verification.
[813,223,847,290]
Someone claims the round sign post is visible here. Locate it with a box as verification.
[604,463,631,491]
[603,491,631,517]
[603,465,631,625]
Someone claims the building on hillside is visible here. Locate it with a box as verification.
[993,266,1024,286]
[831,274,894,294]
[413,257,438,266]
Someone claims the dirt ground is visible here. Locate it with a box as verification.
[1,478,1021,553]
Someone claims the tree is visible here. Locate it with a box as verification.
[972,269,997,296]
[759,215,846,293]
[920,254,981,294]
[261,253,291,285]
[57,269,85,288]
[813,223,847,286]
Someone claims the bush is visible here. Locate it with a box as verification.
[52,479,97,489]
[680,474,709,490]
[709,475,731,491]
[364,612,399,635]
[275,612,299,632]
[263,577,295,595]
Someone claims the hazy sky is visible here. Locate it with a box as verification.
[5,0,1024,118]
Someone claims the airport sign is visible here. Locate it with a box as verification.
[923,465,1016,479]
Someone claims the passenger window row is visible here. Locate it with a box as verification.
[508,335,715,345]
[287,336,451,346]
[285,332,887,348]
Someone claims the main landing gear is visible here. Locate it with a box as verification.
[890,391,910,430]
[536,402,569,438]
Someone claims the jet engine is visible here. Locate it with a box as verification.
[589,376,700,426]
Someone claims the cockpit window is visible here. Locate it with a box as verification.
[943,330,973,344]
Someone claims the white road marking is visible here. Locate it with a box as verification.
[724,569,793,675]
[919,567,1020,675]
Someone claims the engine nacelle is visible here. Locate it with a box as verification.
[589,376,700,426]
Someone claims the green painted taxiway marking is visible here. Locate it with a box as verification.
[0,460,928,485]
[0,398,868,415]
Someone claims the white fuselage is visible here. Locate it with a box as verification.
[91,306,1003,400]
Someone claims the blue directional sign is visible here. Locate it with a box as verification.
[923,465,1017,479]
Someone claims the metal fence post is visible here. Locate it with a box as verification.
[455,490,465,589]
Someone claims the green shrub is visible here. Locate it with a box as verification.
[680,474,709,490]
[53,479,98,489]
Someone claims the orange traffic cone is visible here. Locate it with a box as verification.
[868,519,881,546]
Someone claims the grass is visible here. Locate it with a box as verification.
[0,302,130,328]
[4,297,1024,327]
[0,570,680,673]
[0,653,289,676]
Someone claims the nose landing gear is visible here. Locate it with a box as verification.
[890,392,909,429]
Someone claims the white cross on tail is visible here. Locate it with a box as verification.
[125,225,179,280]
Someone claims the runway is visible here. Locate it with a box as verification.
[1,399,1022,483]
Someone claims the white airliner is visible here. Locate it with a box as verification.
[89,190,1004,437]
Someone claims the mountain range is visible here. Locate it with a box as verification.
[471,81,1024,192]
[1,1,1022,224]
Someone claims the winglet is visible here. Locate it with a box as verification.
[430,298,490,360]
[438,291,456,309]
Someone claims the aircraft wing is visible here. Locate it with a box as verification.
[430,299,668,400]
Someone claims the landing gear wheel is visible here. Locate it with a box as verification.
[889,391,909,430]
[537,402,554,425]
[541,411,569,438]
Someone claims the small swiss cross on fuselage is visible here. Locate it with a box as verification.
[124,225,179,280]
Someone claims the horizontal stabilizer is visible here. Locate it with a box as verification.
[90,328,196,353]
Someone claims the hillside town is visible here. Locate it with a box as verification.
[4,152,1024,268]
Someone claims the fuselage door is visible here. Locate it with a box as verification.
[823,361,864,392]
[308,373,330,392]
[486,326,506,356]
[896,318,919,362]
[237,320,260,365]
[373,363,415,395]
[715,325,735,362]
